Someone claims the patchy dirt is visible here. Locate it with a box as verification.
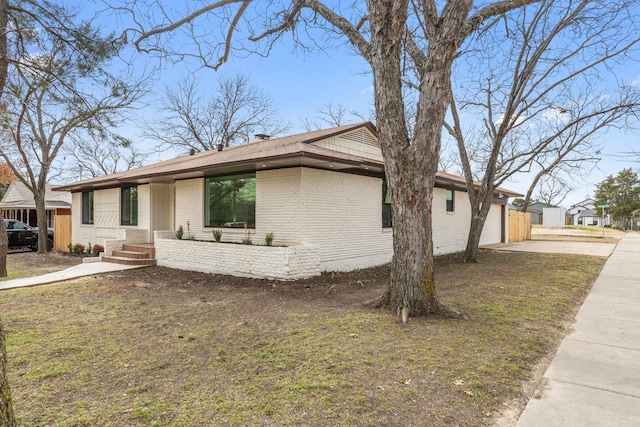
[2,249,605,427]
[6,251,83,274]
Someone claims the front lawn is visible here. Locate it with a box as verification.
[1,250,605,426]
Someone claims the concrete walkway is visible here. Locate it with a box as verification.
[485,240,617,257]
[0,261,145,291]
[516,232,640,426]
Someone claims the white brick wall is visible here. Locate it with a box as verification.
[72,167,506,276]
[297,168,393,271]
[137,184,151,240]
[71,185,152,249]
[255,168,303,246]
[155,237,320,280]
[432,188,504,255]
[174,179,206,239]
[169,168,394,272]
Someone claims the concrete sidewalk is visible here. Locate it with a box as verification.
[0,261,145,291]
[516,232,640,426]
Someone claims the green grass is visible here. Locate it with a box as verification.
[0,251,605,426]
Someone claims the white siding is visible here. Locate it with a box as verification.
[170,167,394,272]
[71,169,506,275]
[255,168,303,246]
[311,129,383,162]
[137,185,151,240]
[432,188,504,255]
[297,168,392,271]
[71,185,152,248]
[72,192,94,246]
[174,179,206,240]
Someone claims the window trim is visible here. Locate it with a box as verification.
[120,186,138,226]
[204,173,256,228]
[446,189,455,213]
[81,191,94,225]
[382,179,392,228]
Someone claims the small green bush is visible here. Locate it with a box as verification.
[213,229,222,242]
[176,225,184,240]
[67,243,73,253]
[265,232,274,246]
[242,237,252,245]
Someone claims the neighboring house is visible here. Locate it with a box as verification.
[0,181,72,228]
[55,122,520,280]
[566,198,599,225]
[522,201,555,225]
[574,209,600,226]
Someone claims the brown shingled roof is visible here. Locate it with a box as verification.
[54,121,521,198]
[55,122,382,192]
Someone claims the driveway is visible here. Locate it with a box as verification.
[485,240,617,257]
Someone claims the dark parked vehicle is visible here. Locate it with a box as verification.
[4,219,54,251]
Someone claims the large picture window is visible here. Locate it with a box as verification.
[382,180,392,228]
[205,174,256,228]
[121,186,138,225]
[82,191,94,224]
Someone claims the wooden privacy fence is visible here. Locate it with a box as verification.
[509,211,531,243]
[54,213,72,252]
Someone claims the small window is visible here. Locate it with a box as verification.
[446,189,455,212]
[382,180,392,228]
[205,174,256,227]
[121,186,138,226]
[82,191,94,224]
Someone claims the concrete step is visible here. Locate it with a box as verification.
[101,256,157,266]
[112,250,150,259]
[122,243,155,258]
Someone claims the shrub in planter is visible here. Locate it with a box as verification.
[265,232,274,246]
[72,243,85,255]
[67,243,73,253]
[92,244,104,257]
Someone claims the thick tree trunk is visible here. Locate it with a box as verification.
[0,318,15,427]
[34,188,50,253]
[0,0,8,278]
[463,193,494,263]
[0,218,6,278]
[364,0,468,321]
[463,211,489,263]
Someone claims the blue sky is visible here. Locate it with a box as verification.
[92,2,639,209]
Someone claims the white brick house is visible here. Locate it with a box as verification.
[55,123,519,279]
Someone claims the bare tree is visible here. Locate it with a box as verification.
[145,74,287,153]
[301,102,364,131]
[535,173,573,208]
[444,0,640,262]
[120,0,544,321]
[62,134,145,179]
[0,34,143,253]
